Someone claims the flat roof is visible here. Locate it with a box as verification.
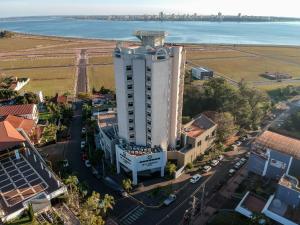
[241,193,267,213]
[118,141,163,156]
[97,111,117,128]
[254,131,300,159]
[0,142,65,218]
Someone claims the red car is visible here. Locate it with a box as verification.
[81,153,88,161]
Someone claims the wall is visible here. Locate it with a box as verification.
[247,153,267,176]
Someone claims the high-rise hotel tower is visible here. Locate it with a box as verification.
[114,31,185,151]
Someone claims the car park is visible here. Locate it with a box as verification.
[210,160,220,167]
[229,169,236,176]
[163,194,177,206]
[190,174,202,184]
[203,165,212,173]
[85,160,91,168]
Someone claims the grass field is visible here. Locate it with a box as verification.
[88,56,113,65]
[2,67,76,96]
[0,57,75,69]
[0,36,71,51]
[189,56,300,81]
[88,65,115,91]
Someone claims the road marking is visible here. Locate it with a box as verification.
[119,205,145,225]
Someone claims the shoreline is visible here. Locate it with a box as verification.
[5,31,300,48]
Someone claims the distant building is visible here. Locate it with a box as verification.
[168,114,217,167]
[0,77,30,91]
[191,67,213,80]
[0,104,39,123]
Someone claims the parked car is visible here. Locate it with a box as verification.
[62,159,69,168]
[240,157,247,163]
[211,160,220,167]
[190,174,202,184]
[245,152,251,158]
[81,141,86,149]
[85,160,91,168]
[235,141,242,146]
[203,165,212,173]
[234,162,242,169]
[228,169,236,176]
[218,155,224,161]
[92,167,101,179]
[81,153,87,161]
[82,127,86,133]
[163,194,177,206]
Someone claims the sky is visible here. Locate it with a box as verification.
[0,0,299,18]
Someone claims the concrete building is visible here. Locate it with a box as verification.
[113,30,185,184]
[191,67,213,80]
[168,114,217,167]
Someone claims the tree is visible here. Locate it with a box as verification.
[100,194,115,214]
[122,178,132,192]
[250,212,270,225]
[41,123,58,143]
[215,112,238,142]
[64,175,79,209]
[79,191,105,225]
[0,89,18,99]
[166,162,177,176]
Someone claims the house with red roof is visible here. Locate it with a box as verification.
[0,104,38,123]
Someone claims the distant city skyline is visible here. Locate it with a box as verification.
[0,0,299,18]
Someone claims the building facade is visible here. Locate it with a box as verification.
[191,67,213,80]
[113,31,185,184]
[114,31,185,150]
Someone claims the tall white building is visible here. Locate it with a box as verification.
[113,31,185,184]
[114,30,185,150]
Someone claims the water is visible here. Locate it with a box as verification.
[1,17,300,45]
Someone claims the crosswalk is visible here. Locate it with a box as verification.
[119,206,145,225]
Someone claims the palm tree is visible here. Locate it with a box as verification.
[100,194,115,215]
[122,178,132,192]
[64,175,79,209]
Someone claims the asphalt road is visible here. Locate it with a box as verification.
[76,49,88,94]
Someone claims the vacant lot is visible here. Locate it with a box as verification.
[2,67,75,96]
[88,56,113,65]
[88,65,115,91]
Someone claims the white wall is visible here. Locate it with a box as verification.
[133,58,146,146]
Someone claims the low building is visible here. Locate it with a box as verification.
[116,140,167,185]
[0,121,67,223]
[168,114,217,167]
[191,67,213,80]
[0,77,30,91]
[97,111,118,164]
[0,104,39,123]
[237,131,300,225]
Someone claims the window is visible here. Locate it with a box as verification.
[127,76,132,81]
[146,76,151,82]
[128,102,133,107]
[147,95,151,100]
[129,119,134,123]
[128,94,133,98]
[147,129,151,133]
[147,86,151,91]
[130,134,135,139]
[205,135,209,141]
[212,130,216,136]
[197,141,202,147]
[147,104,151,109]
[146,66,151,72]
[147,121,151,125]
[129,127,134,131]
[126,65,132,71]
[147,136,151,141]
[147,112,151,117]
[127,85,133,90]
[129,111,134,115]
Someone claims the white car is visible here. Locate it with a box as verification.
[229,169,236,176]
[211,160,220,167]
[235,141,242,146]
[190,174,202,184]
[234,162,241,169]
[246,152,251,158]
[203,165,212,173]
[81,141,86,148]
[82,127,86,133]
[85,160,91,168]
[240,157,247,163]
[218,155,224,161]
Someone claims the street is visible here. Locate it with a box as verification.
[76,49,88,94]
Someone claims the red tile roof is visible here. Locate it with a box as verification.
[0,121,25,150]
[4,115,36,135]
[0,104,35,117]
[255,131,300,159]
[56,95,68,104]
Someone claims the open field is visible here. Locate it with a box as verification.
[87,65,115,91]
[1,33,300,95]
[1,67,76,96]
[0,57,75,70]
